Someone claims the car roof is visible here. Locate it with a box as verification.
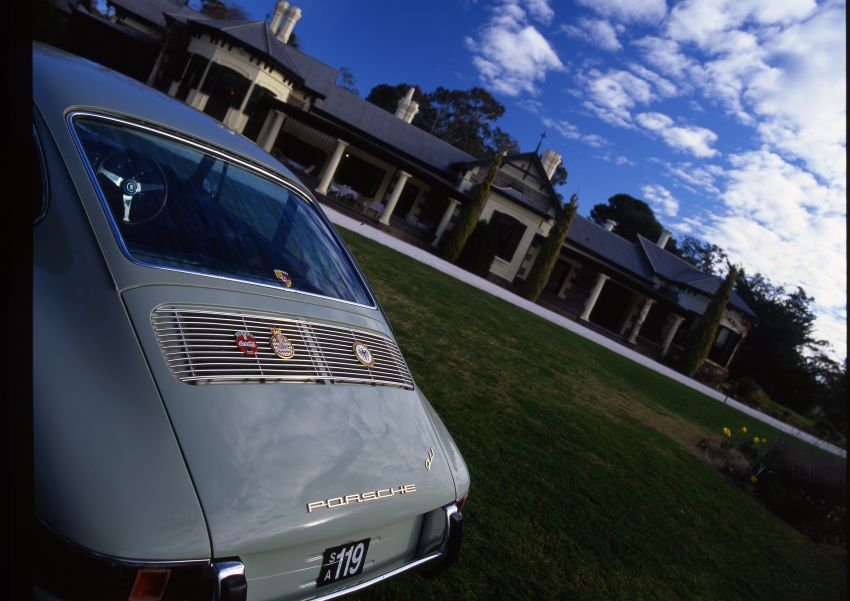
[32,42,308,197]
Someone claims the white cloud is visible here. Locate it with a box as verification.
[580,68,655,126]
[561,18,623,52]
[541,116,610,148]
[666,0,817,49]
[658,160,724,196]
[641,184,681,216]
[626,62,678,97]
[690,149,846,358]
[635,112,719,157]
[466,1,564,96]
[575,0,668,24]
[526,0,555,24]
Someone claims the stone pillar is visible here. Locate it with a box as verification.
[372,169,394,204]
[432,198,460,247]
[627,298,656,344]
[186,58,213,109]
[379,171,411,225]
[258,110,285,152]
[315,139,348,195]
[661,314,685,356]
[146,45,166,86]
[580,273,609,321]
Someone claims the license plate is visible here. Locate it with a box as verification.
[316,538,370,588]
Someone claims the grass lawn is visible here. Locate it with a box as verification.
[337,229,846,601]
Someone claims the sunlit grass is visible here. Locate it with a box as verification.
[338,229,846,601]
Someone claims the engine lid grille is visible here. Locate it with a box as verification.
[151,306,414,389]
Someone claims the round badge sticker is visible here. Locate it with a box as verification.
[353,342,375,368]
[234,331,258,356]
[270,328,296,359]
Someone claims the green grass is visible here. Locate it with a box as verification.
[336,229,846,601]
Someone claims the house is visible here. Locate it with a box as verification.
[43,0,755,384]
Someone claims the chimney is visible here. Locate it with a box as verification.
[540,149,562,181]
[657,229,671,249]
[270,1,288,33]
[605,220,617,232]
[276,4,301,43]
[394,87,419,123]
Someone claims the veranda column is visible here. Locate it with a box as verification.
[379,170,411,225]
[627,298,656,344]
[580,273,609,321]
[258,110,285,152]
[432,198,460,247]
[186,58,213,109]
[661,314,685,356]
[315,139,349,195]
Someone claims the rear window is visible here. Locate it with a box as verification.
[72,116,372,306]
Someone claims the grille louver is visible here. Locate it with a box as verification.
[151,306,414,389]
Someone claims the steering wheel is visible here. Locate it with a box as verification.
[96,151,167,225]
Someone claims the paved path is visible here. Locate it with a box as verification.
[324,204,846,458]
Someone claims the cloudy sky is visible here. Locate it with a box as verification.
[238,0,846,359]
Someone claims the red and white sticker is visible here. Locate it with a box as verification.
[234,331,258,355]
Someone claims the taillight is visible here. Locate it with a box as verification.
[33,516,232,601]
[455,489,469,513]
[128,569,171,601]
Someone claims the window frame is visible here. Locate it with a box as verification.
[66,111,377,309]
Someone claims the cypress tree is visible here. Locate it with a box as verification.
[679,264,740,377]
[519,193,578,302]
[441,150,506,263]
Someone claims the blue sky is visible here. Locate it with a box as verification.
[234,0,846,359]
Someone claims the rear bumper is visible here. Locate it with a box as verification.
[308,503,463,601]
[34,504,463,601]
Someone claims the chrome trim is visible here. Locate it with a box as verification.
[305,504,457,600]
[65,111,378,310]
[33,120,49,225]
[152,306,415,389]
[215,560,246,601]
[306,552,442,601]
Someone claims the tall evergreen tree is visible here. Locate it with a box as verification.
[679,264,740,377]
[441,150,506,263]
[519,194,578,302]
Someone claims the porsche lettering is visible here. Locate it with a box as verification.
[307,484,417,512]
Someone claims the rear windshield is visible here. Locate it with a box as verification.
[72,116,372,306]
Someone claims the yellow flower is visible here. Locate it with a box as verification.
[722,427,732,437]
[761,438,767,443]
[740,426,748,433]
[750,475,758,483]
[753,436,759,444]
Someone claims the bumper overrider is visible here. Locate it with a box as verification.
[33,495,465,601]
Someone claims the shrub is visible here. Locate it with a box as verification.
[456,220,498,277]
[748,389,771,412]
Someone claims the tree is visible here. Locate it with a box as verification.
[550,164,568,187]
[456,221,498,277]
[589,194,663,242]
[365,84,518,157]
[731,273,831,413]
[677,235,728,275]
[441,150,506,263]
[679,264,740,377]
[198,0,248,20]
[336,67,358,95]
[519,194,578,302]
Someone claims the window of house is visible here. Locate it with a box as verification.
[175,53,208,102]
[489,211,526,262]
[708,326,741,366]
[201,63,251,122]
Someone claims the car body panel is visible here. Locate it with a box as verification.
[32,42,468,598]
[33,104,211,561]
[123,285,457,557]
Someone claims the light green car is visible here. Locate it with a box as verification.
[33,43,469,601]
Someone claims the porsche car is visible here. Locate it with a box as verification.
[33,43,469,601]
